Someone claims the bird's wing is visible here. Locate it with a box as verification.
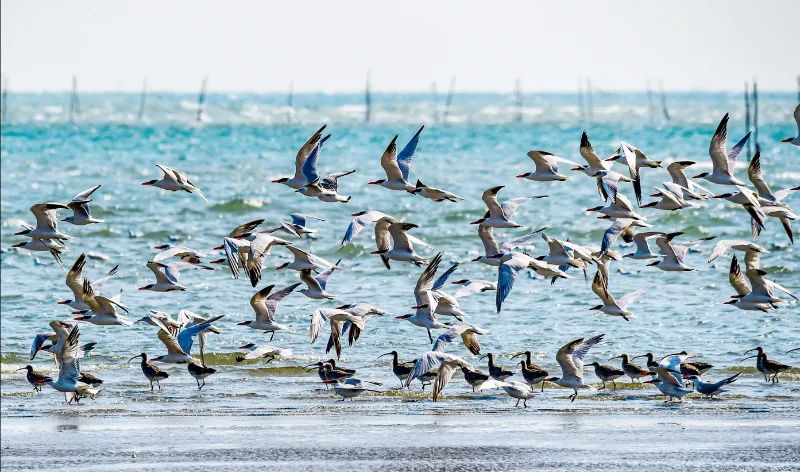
[57,326,82,384]
[315,261,341,290]
[71,184,101,202]
[591,271,611,303]
[265,282,301,319]
[294,125,326,179]
[432,263,459,291]
[527,150,558,173]
[619,143,641,204]
[708,114,731,174]
[250,284,275,322]
[501,197,535,219]
[747,152,774,199]
[379,136,403,180]
[500,228,545,253]
[579,131,605,168]
[341,211,386,246]
[482,187,505,217]
[618,288,645,310]
[396,125,423,181]
[478,224,500,255]
[388,222,416,253]
[562,334,604,375]
[708,240,736,263]
[406,351,443,386]
[416,253,442,293]
[301,141,321,183]
[91,263,119,291]
[728,255,751,296]
[495,256,523,313]
[227,219,264,238]
[222,237,245,278]
[309,308,330,343]
[453,281,496,299]
[155,164,178,182]
[727,132,751,167]
[65,254,86,298]
[601,219,631,255]
[176,315,224,355]
[301,269,324,292]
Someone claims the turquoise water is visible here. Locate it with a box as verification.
[1,92,798,418]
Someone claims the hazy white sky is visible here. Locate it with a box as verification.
[2,0,797,92]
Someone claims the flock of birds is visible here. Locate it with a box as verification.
[8,103,800,406]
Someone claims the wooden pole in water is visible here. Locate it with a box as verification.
[287,81,294,124]
[137,79,147,121]
[196,76,208,122]
[752,78,759,153]
[431,82,439,123]
[1,77,8,125]
[744,81,751,158]
[585,78,593,122]
[659,80,670,121]
[646,79,655,124]
[69,76,80,123]
[577,77,584,121]
[364,70,372,124]
[513,78,523,123]
[443,75,455,123]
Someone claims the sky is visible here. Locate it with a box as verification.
[1,0,797,93]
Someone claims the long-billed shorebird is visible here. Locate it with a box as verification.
[15,365,53,392]
[609,354,651,383]
[742,347,792,383]
[511,351,548,391]
[128,353,169,391]
[588,361,625,390]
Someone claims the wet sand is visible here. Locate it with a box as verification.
[2,412,799,471]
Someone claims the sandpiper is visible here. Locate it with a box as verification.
[128,353,169,391]
[742,347,792,383]
[187,360,217,390]
[480,353,514,381]
[378,351,415,388]
[511,351,548,391]
[588,362,625,390]
[15,365,53,392]
[609,354,651,383]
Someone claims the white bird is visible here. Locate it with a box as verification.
[140,261,195,292]
[470,185,545,228]
[75,280,133,327]
[609,141,663,205]
[424,262,468,320]
[47,325,100,403]
[309,308,366,359]
[152,245,209,266]
[451,278,497,298]
[572,131,615,177]
[331,303,387,350]
[333,379,382,401]
[725,256,775,312]
[222,233,291,286]
[236,343,293,363]
[644,355,693,402]
[621,230,665,260]
[11,233,68,269]
[589,271,644,321]
[275,245,336,272]
[396,254,450,342]
[340,210,390,246]
[271,125,327,189]
[299,262,340,299]
[237,283,300,340]
[707,240,768,263]
[372,218,429,268]
[641,183,695,211]
[135,310,182,332]
[295,140,354,202]
[147,314,225,363]
[546,334,604,402]
[692,113,750,186]
[501,381,538,407]
[142,164,207,201]
[648,233,695,271]
[62,185,104,225]
[471,224,543,266]
[495,252,570,312]
[517,150,573,182]
[368,126,423,191]
[666,160,713,200]
[586,187,646,221]
[58,253,119,310]
[599,218,652,256]
[271,213,324,239]
[408,179,464,202]
[780,103,800,145]
[20,203,71,241]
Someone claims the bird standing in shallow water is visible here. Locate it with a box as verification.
[15,365,53,392]
[187,359,216,390]
[129,353,169,391]
[588,362,625,390]
[742,347,792,383]
[511,351,548,391]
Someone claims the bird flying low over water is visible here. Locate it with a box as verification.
[589,271,644,321]
[692,113,750,186]
[146,314,225,363]
[546,334,605,402]
[62,185,104,225]
[470,185,545,228]
[142,164,207,201]
[272,125,327,189]
[238,283,300,340]
[780,103,800,145]
[59,253,119,311]
[517,150,573,182]
[408,179,464,202]
[372,218,430,268]
[368,126,424,191]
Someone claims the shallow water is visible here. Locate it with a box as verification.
[1,92,799,426]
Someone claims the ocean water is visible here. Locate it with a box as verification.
[1,92,799,425]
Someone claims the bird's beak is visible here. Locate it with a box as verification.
[13,367,26,373]
[138,286,147,291]
[510,352,524,359]
[377,353,392,360]
[154,244,170,250]
[236,321,249,326]
[643,379,656,384]
[478,354,487,360]
[740,355,757,362]
[743,348,758,355]
[609,355,623,360]
[516,173,527,178]
[367,180,381,185]
[141,181,152,185]
[630,354,646,361]
[570,166,583,171]
[586,206,602,212]
[127,355,141,363]
[589,305,602,311]
[57,300,70,305]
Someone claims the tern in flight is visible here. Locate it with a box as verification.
[546,334,605,402]
[62,185,104,225]
[368,126,424,191]
[271,125,327,189]
[692,113,750,186]
[470,185,545,228]
[142,164,207,201]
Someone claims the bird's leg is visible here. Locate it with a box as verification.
[570,389,578,402]
[150,380,154,391]
[421,382,426,391]
[540,382,545,393]
[158,381,162,391]
[427,329,433,343]
[764,374,769,383]
[269,331,275,342]
[515,398,520,407]
[196,378,201,389]
[612,381,617,391]
[524,399,528,408]
[472,386,476,393]
[598,381,606,390]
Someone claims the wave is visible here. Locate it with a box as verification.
[209,198,270,213]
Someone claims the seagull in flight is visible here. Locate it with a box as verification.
[692,113,750,186]
[368,126,424,191]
